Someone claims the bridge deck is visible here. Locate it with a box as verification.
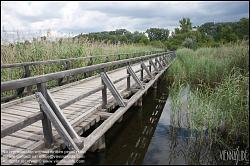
[1,60,154,164]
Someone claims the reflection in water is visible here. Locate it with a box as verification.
[76,74,214,165]
[143,85,213,165]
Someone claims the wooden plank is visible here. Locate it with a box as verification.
[1,112,43,138]
[1,109,34,117]
[59,85,104,109]
[95,111,113,120]
[3,105,39,113]
[9,130,42,141]
[1,135,37,150]
[1,144,26,157]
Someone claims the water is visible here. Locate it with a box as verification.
[74,73,240,165]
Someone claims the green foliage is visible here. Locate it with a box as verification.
[182,37,197,49]
[77,29,149,45]
[168,42,249,86]
[198,18,249,42]
[74,17,248,50]
[177,17,192,33]
[149,40,164,48]
[168,43,249,148]
[145,28,169,41]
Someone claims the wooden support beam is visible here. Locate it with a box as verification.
[101,72,126,107]
[101,69,107,109]
[37,83,54,148]
[57,67,168,165]
[149,59,158,73]
[141,62,154,79]
[127,65,144,89]
[140,63,143,81]
[35,92,80,151]
[46,91,82,147]
[160,57,166,66]
[155,57,163,70]
[127,63,131,90]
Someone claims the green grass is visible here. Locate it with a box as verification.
[1,38,162,81]
[167,41,249,87]
[1,38,163,100]
[167,41,249,149]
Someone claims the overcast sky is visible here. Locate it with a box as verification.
[1,1,249,36]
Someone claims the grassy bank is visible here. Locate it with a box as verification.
[167,41,249,150]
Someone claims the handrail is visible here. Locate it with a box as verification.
[1,51,173,92]
[1,52,175,139]
[1,50,164,68]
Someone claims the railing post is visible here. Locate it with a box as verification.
[126,53,129,59]
[88,57,93,66]
[37,82,54,147]
[101,68,107,109]
[105,56,109,63]
[58,61,70,85]
[24,65,32,95]
[127,63,131,90]
[149,58,152,72]
[140,62,143,81]
[65,61,70,83]
[16,65,31,96]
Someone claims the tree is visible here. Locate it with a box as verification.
[146,28,169,41]
[179,18,192,33]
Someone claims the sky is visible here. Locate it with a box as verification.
[1,1,249,41]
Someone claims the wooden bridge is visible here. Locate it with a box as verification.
[1,51,176,165]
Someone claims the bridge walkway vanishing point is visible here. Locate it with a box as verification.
[1,51,176,165]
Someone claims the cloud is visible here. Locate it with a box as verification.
[1,1,249,37]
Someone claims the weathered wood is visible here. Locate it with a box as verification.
[1,52,176,165]
[141,62,154,79]
[46,91,82,146]
[37,83,54,147]
[140,63,144,81]
[1,51,156,69]
[95,112,113,120]
[127,68,131,90]
[1,112,43,138]
[59,85,104,109]
[155,57,163,70]
[57,65,168,165]
[127,65,144,89]
[100,72,126,107]
[35,92,80,151]
[1,52,170,92]
[149,59,159,73]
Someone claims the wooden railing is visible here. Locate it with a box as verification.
[1,51,176,150]
[1,50,164,102]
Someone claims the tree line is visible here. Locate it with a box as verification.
[75,17,249,50]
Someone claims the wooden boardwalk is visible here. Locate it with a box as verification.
[1,51,175,165]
